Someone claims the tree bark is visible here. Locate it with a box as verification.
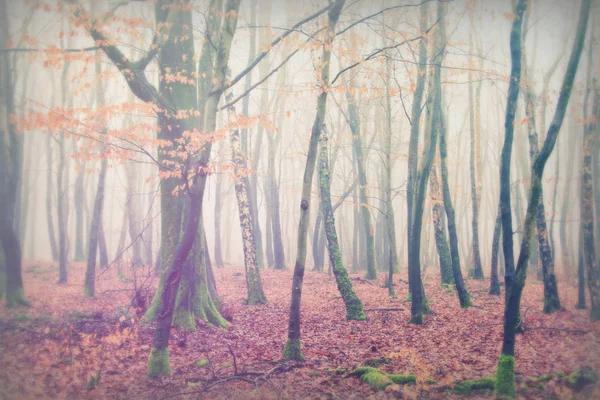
[226,101,267,305]
[318,128,366,320]
[0,0,29,307]
[347,90,376,280]
[496,2,589,397]
[284,0,344,361]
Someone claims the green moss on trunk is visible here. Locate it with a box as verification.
[147,347,170,379]
[495,354,516,399]
[6,288,30,308]
[283,338,305,361]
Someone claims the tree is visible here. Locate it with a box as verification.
[0,0,30,308]
[495,0,590,397]
[226,96,267,305]
[284,0,345,361]
[346,88,376,280]
[317,127,366,320]
[581,71,599,320]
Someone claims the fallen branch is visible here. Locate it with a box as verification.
[364,308,405,312]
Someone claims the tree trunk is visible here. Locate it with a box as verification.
[468,38,484,280]
[498,0,525,309]
[406,0,429,284]
[214,170,224,268]
[430,161,453,285]
[490,204,502,295]
[57,132,68,284]
[581,73,600,321]
[384,56,399,275]
[45,134,58,261]
[0,0,29,306]
[522,45,561,313]
[284,0,344,361]
[318,128,366,320]
[347,90,376,280]
[227,102,267,305]
[73,137,86,261]
[496,2,589,397]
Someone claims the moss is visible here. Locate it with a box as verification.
[147,347,170,378]
[83,286,94,298]
[6,288,31,308]
[408,313,423,325]
[352,367,416,389]
[565,367,598,392]
[452,377,495,394]
[494,354,516,399]
[308,371,322,377]
[173,309,196,330]
[283,338,305,361]
[390,374,416,385]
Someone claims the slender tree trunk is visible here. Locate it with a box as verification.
[430,161,453,285]
[73,138,85,261]
[57,132,68,283]
[384,56,399,275]
[560,118,578,283]
[468,39,484,280]
[45,135,58,261]
[496,2,589,397]
[407,1,429,283]
[227,103,266,305]
[522,47,561,312]
[498,0,525,308]
[318,128,366,320]
[312,210,325,272]
[284,0,344,361]
[347,90,376,280]
[490,204,502,295]
[214,171,224,268]
[126,164,143,267]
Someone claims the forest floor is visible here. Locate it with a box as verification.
[0,261,599,400]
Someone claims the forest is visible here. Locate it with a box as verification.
[0,0,599,398]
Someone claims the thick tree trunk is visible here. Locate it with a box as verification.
[284,0,344,361]
[496,2,589,397]
[0,1,29,306]
[581,77,600,320]
[148,0,240,377]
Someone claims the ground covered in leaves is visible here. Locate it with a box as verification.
[1,261,599,399]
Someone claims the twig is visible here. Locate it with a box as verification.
[364,307,404,312]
